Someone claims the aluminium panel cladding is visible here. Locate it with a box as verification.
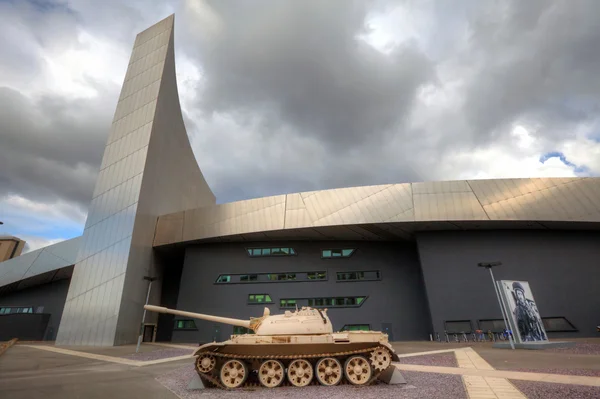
[0,236,80,290]
[154,177,600,246]
[173,241,432,343]
[56,15,215,346]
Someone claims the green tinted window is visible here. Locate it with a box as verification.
[322,249,355,258]
[248,294,272,303]
[280,299,297,308]
[175,320,196,329]
[216,275,230,283]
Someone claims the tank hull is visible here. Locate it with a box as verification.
[194,331,398,361]
[192,331,399,389]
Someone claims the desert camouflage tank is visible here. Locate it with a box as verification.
[144,305,400,389]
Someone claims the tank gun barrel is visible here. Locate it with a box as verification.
[144,305,251,329]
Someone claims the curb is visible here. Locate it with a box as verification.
[0,338,19,357]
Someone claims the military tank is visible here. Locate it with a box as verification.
[144,304,400,389]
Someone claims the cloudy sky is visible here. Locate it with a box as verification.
[1,0,599,252]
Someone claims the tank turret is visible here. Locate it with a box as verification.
[144,304,333,335]
[143,304,401,389]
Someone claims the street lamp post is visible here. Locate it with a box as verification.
[136,276,157,353]
[478,262,515,350]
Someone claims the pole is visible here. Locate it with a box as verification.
[488,268,515,350]
[136,279,154,353]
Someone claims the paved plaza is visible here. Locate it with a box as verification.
[0,339,598,398]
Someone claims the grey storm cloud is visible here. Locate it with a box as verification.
[0,86,116,208]
[1,0,600,221]
[462,0,600,144]
[185,0,434,150]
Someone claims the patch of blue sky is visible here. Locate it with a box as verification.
[539,151,591,175]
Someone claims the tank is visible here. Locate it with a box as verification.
[144,304,400,389]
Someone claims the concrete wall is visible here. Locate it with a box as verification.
[172,241,432,343]
[417,230,600,338]
[0,279,70,340]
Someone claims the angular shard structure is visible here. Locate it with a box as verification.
[55,15,215,346]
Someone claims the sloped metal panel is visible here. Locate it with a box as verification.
[56,15,215,347]
[182,196,286,242]
[412,181,489,221]
[470,178,600,221]
[155,177,600,246]
[0,236,80,290]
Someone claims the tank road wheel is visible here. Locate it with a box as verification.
[369,348,392,371]
[220,359,248,389]
[315,357,343,386]
[258,359,285,388]
[287,359,313,387]
[344,355,372,385]
[196,353,216,373]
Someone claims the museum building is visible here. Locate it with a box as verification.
[1,15,599,346]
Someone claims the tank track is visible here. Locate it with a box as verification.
[195,345,389,390]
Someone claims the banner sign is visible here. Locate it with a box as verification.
[497,280,548,343]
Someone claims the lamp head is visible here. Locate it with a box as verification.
[478,261,502,268]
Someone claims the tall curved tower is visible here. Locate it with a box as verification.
[56,15,215,346]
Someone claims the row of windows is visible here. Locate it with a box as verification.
[247,247,297,257]
[245,247,356,258]
[444,317,578,334]
[280,296,367,308]
[216,270,378,284]
[175,321,369,334]
[337,271,380,281]
[216,271,326,283]
[0,307,34,314]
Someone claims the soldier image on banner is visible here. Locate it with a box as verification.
[498,280,548,343]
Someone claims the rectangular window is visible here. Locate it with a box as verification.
[280,299,297,308]
[248,294,273,303]
[307,271,326,280]
[174,320,197,330]
[247,247,297,257]
[542,317,578,332]
[240,274,258,282]
[294,296,366,308]
[340,324,370,331]
[268,273,296,281]
[336,271,380,282]
[233,326,254,335]
[322,248,355,258]
[216,275,231,283]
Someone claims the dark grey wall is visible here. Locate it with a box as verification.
[0,314,51,341]
[0,279,70,340]
[417,230,600,338]
[173,241,432,343]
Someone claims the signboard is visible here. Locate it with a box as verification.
[497,280,548,343]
